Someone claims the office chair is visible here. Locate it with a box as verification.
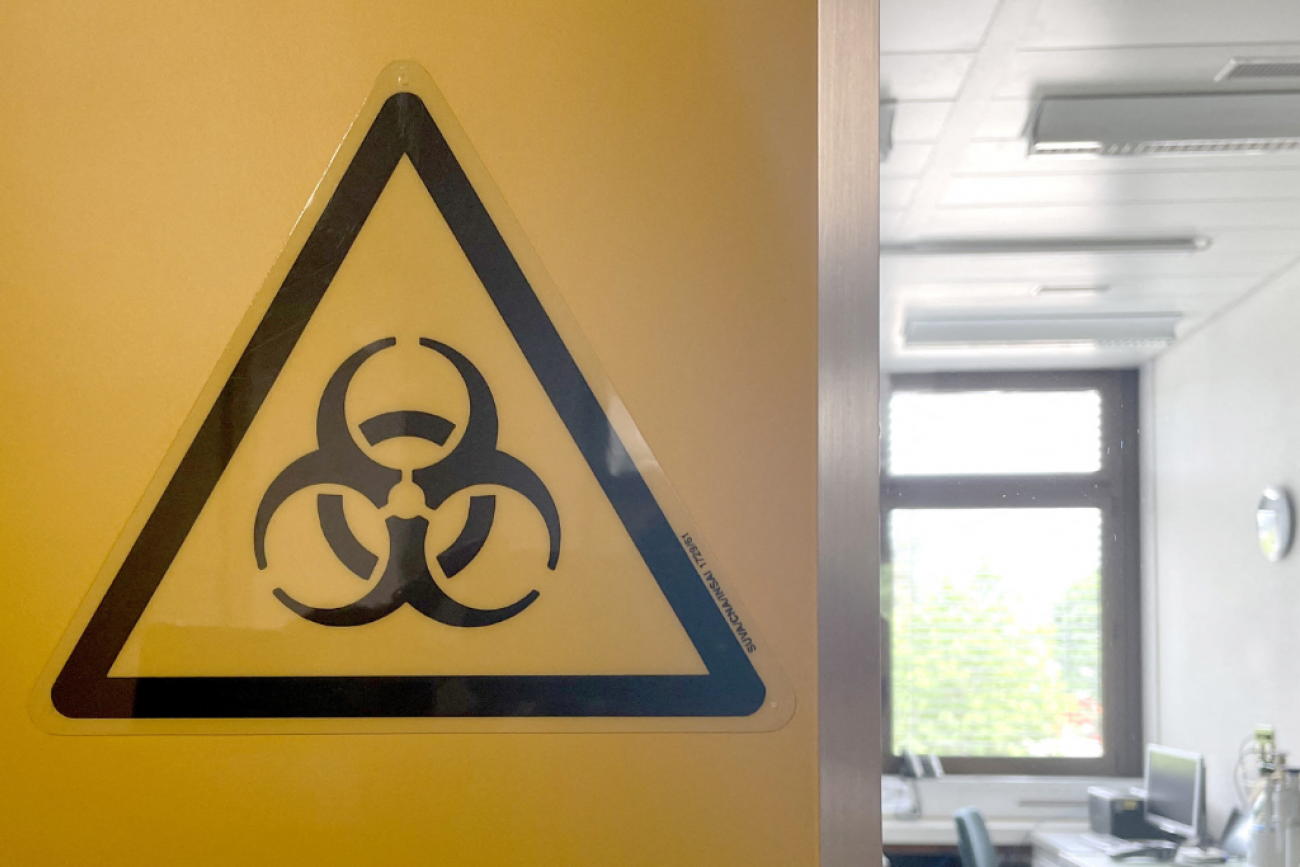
[955,806,997,867]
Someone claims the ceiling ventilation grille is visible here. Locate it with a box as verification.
[1217,58,1300,81]
[1033,284,1110,295]
[904,312,1180,347]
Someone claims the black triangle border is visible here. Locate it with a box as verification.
[51,92,766,720]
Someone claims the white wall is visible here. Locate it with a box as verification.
[1146,267,1300,832]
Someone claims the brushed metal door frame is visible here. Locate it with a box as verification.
[819,0,881,864]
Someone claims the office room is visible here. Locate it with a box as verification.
[879,2,1300,867]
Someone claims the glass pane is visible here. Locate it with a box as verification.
[888,390,1102,475]
[886,508,1102,758]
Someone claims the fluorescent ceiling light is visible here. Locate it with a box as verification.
[881,237,1210,256]
[904,312,1180,347]
[906,341,1101,356]
[1034,284,1110,296]
[1029,94,1300,158]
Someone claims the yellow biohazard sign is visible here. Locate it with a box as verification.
[34,62,792,733]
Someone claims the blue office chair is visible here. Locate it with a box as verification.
[955,806,997,867]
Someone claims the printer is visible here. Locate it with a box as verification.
[1088,786,1181,841]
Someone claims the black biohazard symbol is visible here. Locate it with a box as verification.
[253,337,561,628]
[48,82,770,722]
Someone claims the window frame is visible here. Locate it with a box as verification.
[880,369,1142,777]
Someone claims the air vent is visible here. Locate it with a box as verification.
[1033,284,1110,296]
[1029,94,1300,158]
[904,312,1180,347]
[882,236,1209,256]
[1217,58,1300,81]
[880,101,895,162]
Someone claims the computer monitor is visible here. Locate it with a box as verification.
[1144,744,1206,843]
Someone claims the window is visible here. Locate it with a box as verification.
[881,371,1142,776]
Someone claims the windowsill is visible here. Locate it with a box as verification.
[882,816,1089,847]
[882,774,1140,846]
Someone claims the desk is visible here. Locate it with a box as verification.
[1032,831,1119,867]
[885,820,1089,867]
[1029,832,1242,867]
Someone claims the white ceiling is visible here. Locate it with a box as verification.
[880,0,1300,371]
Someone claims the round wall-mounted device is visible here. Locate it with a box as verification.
[1257,488,1294,562]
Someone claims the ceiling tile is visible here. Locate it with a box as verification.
[883,143,934,177]
[887,275,1261,304]
[974,100,1034,139]
[995,44,1300,99]
[882,0,1000,52]
[1024,0,1300,49]
[955,141,1300,175]
[942,169,1300,208]
[881,251,1291,283]
[881,53,974,101]
[879,0,1300,369]
[921,200,1300,235]
[889,101,953,142]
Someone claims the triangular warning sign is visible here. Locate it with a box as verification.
[36,62,791,733]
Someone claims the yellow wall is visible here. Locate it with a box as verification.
[0,2,818,864]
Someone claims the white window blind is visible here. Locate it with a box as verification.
[888,389,1102,475]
